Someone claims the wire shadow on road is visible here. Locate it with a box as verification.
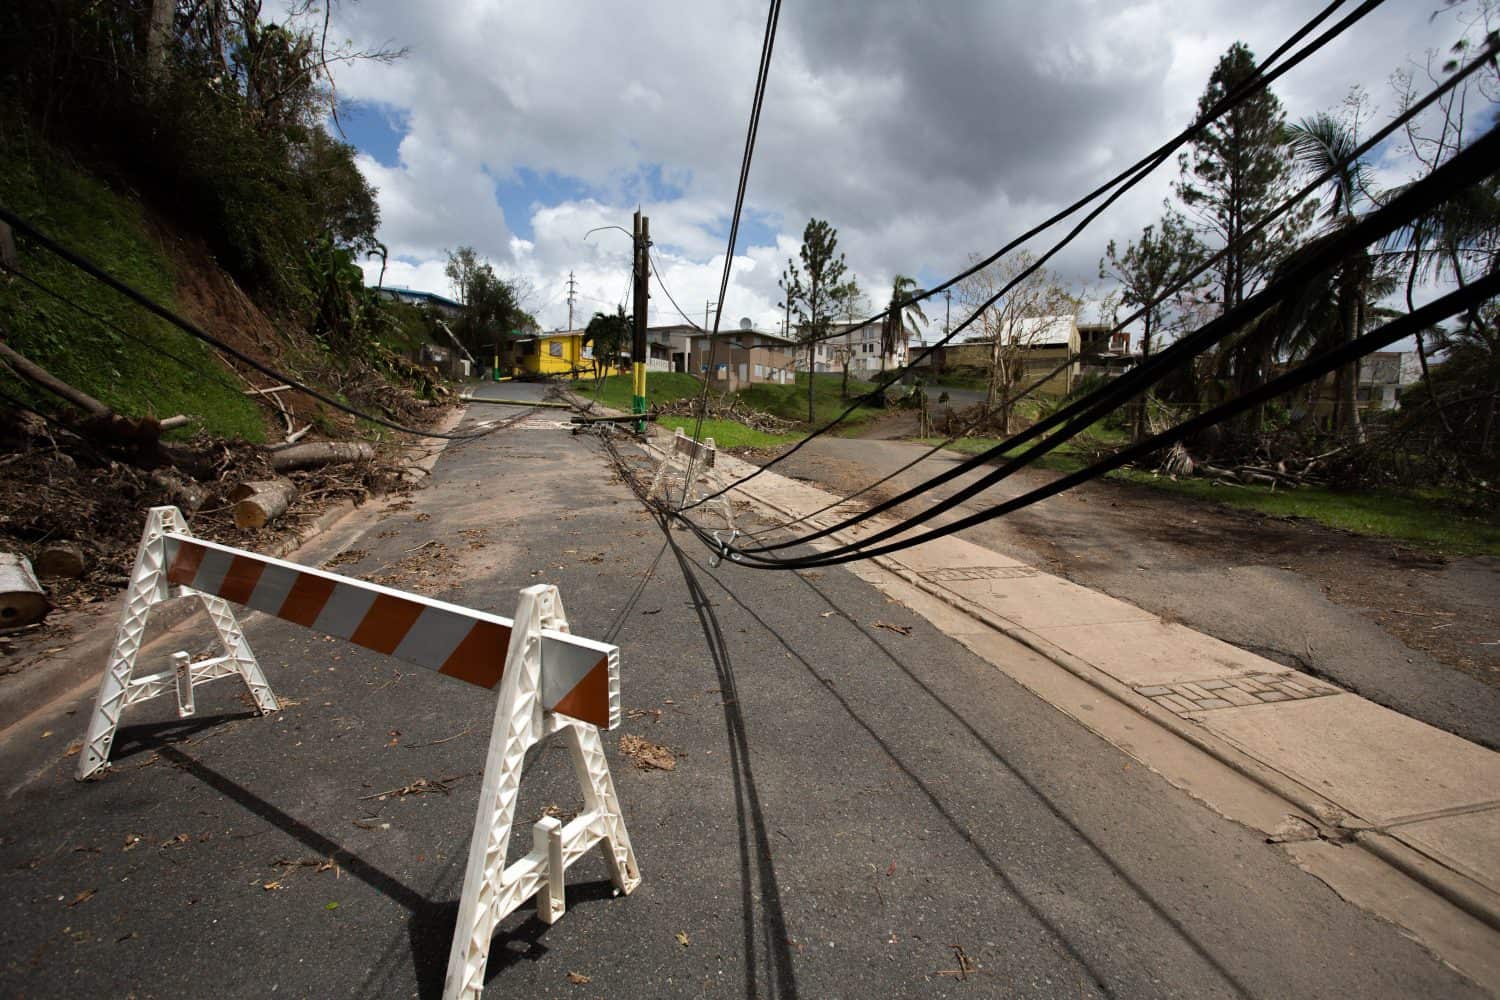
[660,523,801,1000]
[693,552,1255,999]
[598,427,800,999]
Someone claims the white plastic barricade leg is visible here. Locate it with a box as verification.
[79,507,279,779]
[78,509,639,998]
[648,427,736,530]
[442,584,640,1000]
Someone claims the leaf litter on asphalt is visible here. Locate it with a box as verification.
[620,734,676,771]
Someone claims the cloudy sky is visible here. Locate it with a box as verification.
[320,0,1475,338]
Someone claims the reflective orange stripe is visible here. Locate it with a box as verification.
[350,594,426,656]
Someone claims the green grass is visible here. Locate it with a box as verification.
[925,419,1127,474]
[572,371,882,434]
[657,416,799,450]
[926,430,1499,556]
[569,371,705,411]
[1114,472,1500,556]
[929,366,990,390]
[737,373,883,431]
[0,137,264,441]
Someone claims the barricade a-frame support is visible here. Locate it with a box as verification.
[78,507,279,780]
[442,584,640,1000]
[79,508,639,998]
[648,426,736,530]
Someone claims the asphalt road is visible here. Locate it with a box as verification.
[0,387,1483,998]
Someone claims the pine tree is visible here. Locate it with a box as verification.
[1175,43,1310,315]
[784,219,850,422]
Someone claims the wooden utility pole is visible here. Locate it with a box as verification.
[631,212,650,432]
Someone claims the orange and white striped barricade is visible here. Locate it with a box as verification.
[648,426,736,529]
[79,507,640,1000]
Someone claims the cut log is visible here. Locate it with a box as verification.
[232,479,296,530]
[0,553,49,629]
[270,441,374,472]
[35,541,86,579]
[158,415,191,431]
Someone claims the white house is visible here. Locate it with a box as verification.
[809,321,908,374]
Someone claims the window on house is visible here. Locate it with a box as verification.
[754,364,764,378]
[548,341,563,357]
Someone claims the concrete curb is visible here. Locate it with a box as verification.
[701,446,1500,936]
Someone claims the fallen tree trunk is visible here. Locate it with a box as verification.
[232,479,296,530]
[0,339,194,456]
[0,340,109,418]
[270,441,374,472]
[0,553,49,629]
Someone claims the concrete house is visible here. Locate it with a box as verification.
[509,330,588,377]
[909,315,1083,395]
[690,328,797,392]
[811,321,908,374]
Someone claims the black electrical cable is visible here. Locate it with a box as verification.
[723,133,1500,567]
[648,247,703,331]
[687,0,783,473]
[690,0,1382,507]
[701,128,1500,568]
[0,205,502,442]
[738,349,1097,540]
[717,270,1500,571]
[730,42,1498,555]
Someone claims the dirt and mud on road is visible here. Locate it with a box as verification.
[761,426,1500,749]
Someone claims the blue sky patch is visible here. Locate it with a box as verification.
[336,100,407,167]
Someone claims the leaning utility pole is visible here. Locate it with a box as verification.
[631,212,650,433]
[565,270,578,332]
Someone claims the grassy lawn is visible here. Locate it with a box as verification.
[0,137,264,441]
[738,373,884,431]
[929,366,990,391]
[925,418,1127,474]
[569,371,705,411]
[926,431,1499,556]
[657,416,799,450]
[1115,471,1500,557]
[570,371,883,438]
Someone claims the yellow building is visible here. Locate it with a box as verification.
[512,331,588,376]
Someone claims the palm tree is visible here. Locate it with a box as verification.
[881,275,929,376]
[1287,110,1377,441]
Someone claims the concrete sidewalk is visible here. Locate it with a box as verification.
[662,435,1500,988]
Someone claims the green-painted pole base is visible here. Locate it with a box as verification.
[632,396,646,434]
